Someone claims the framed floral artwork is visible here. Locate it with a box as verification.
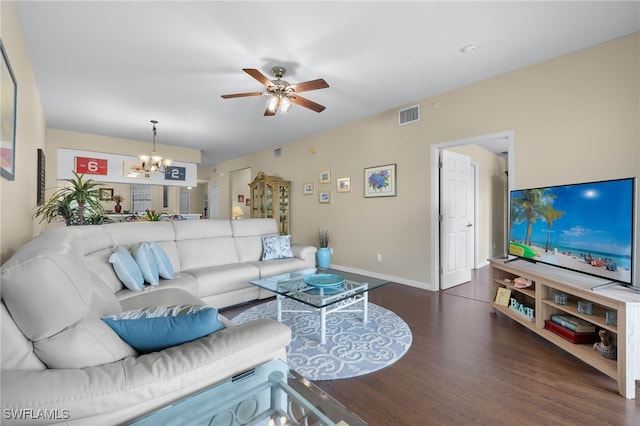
[303,182,314,195]
[336,177,351,193]
[319,190,331,204]
[364,164,396,198]
[319,169,331,184]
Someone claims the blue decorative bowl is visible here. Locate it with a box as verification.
[303,273,344,288]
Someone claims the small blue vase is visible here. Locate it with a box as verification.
[316,247,331,268]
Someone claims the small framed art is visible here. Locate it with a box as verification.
[319,191,331,204]
[237,194,245,203]
[303,182,314,195]
[99,188,114,201]
[319,169,331,184]
[337,177,351,193]
[364,164,396,198]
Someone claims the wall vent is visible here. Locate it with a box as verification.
[398,105,420,125]
[274,147,282,158]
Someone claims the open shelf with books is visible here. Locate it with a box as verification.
[489,257,640,399]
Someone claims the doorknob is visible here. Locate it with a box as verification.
[466,223,473,227]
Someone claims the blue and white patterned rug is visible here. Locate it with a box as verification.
[230,300,412,380]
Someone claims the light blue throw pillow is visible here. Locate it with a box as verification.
[261,235,294,260]
[132,242,160,285]
[109,245,144,291]
[149,242,175,279]
[102,305,224,353]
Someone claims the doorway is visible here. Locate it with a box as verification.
[430,131,514,291]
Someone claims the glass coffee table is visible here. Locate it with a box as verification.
[249,268,390,344]
[129,358,367,425]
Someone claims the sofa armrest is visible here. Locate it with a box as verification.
[291,244,317,262]
[0,319,290,425]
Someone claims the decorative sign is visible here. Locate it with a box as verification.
[165,166,186,181]
[509,298,535,322]
[123,160,150,179]
[75,156,108,175]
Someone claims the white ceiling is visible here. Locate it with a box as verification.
[15,1,640,166]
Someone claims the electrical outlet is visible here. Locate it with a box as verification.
[376,254,382,262]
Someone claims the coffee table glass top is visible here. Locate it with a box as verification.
[129,358,367,426]
[249,268,390,309]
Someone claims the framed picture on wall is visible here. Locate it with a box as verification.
[364,164,396,198]
[1,40,17,180]
[337,177,351,193]
[319,169,331,184]
[303,182,314,195]
[319,191,331,204]
[99,188,114,201]
[238,194,245,203]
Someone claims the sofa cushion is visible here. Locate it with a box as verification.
[1,303,46,370]
[132,242,160,285]
[102,305,225,353]
[1,238,93,341]
[109,245,145,291]
[33,316,138,368]
[149,242,175,279]
[261,235,294,260]
[232,218,279,262]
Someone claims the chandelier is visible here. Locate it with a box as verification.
[138,120,172,173]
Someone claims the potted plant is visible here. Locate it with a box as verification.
[316,228,332,268]
[111,194,124,213]
[34,171,105,226]
[143,209,165,221]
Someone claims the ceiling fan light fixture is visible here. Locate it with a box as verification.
[267,96,280,113]
[280,97,292,113]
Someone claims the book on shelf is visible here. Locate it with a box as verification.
[550,314,596,333]
[544,320,599,344]
[494,287,511,306]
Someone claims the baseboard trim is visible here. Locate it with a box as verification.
[328,264,434,291]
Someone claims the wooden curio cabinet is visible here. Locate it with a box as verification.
[249,172,290,235]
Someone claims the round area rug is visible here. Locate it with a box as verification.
[231,299,412,380]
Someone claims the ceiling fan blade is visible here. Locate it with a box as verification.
[289,95,326,113]
[290,79,329,93]
[243,68,273,87]
[221,92,264,99]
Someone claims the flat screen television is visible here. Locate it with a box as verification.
[508,177,635,288]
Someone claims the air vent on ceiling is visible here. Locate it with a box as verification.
[274,147,282,158]
[398,105,420,125]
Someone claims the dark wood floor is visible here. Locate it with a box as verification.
[221,267,640,425]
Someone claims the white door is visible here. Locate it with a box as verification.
[440,149,474,289]
[179,191,190,214]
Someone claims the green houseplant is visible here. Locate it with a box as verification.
[316,228,332,268]
[34,171,106,226]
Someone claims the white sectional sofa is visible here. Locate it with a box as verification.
[0,218,316,425]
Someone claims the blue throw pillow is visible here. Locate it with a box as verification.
[109,245,144,291]
[132,242,160,285]
[261,235,294,260]
[102,305,224,353]
[149,242,175,279]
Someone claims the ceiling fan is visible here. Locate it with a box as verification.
[221,67,329,116]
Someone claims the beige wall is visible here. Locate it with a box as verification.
[208,33,639,290]
[0,1,47,263]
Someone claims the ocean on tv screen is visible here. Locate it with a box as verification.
[509,178,633,284]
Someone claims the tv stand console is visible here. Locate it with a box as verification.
[489,258,640,399]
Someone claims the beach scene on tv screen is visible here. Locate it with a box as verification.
[509,179,633,284]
